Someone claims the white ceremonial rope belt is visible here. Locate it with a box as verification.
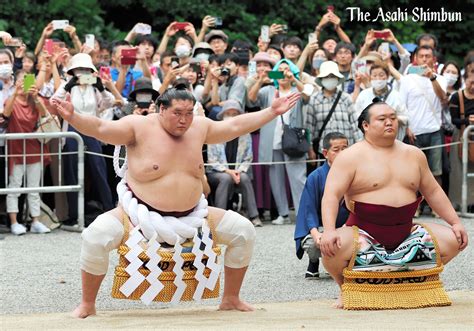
[115,176,220,305]
[117,178,208,244]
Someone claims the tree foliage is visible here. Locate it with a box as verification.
[1,0,472,63]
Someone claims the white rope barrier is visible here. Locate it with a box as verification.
[0,140,466,167]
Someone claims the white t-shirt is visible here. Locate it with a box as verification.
[354,87,409,141]
[399,73,447,135]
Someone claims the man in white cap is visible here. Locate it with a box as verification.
[207,100,262,227]
[204,30,229,55]
[305,60,362,163]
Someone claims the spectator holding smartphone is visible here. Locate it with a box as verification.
[51,53,115,226]
[108,40,143,97]
[314,9,351,57]
[157,21,198,61]
[399,45,448,216]
[247,59,309,225]
[207,53,246,120]
[3,70,51,235]
[0,49,16,149]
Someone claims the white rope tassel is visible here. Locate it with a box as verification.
[120,226,146,297]
[141,233,164,305]
[113,145,128,178]
[171,239,186,304]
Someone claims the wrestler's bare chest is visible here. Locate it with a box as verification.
[348,148,420,204]
[126,123,205,183]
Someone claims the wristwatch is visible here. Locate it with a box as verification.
[429,74,437,82]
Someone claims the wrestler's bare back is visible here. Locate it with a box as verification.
[125,114,209,212]
[340,140,422,207]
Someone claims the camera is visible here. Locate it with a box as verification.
[220,67,230,76]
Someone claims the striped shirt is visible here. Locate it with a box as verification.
[305,89,363,152]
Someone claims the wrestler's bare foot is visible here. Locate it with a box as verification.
[219,296,254,312]
[72,303,96,318]
[332,292,344,309]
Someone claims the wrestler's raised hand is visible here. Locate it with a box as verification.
[52,98,74,122]
[452,223,468,251]
[319,229,341,257]
[270,91,301,115]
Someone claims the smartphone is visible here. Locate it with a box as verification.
[169,56,180,69]
[214,17,223,27]
[173,22,190,31]
[407,65,426,75]
[121,48,137,65]
[44,39,54,54]
[268,71,285,80]
[100,66,111,78]
[280,24,288,33]
[79,74,97,85]
[379,42,390,55]
[327,5,335,12]
[85,34,95,49]
[248,61,256,77]
[355,59,367,75]
[5,37,22,47]
[260,25,270,43]
[52,20,69,30]
[373,31,390,39]
[135,23,151,35]
[308,32,317,44]
[23,74,35,92]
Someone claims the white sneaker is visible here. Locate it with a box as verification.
[30,221,51,234]
[11,223,27,235]
[271,215,291,225]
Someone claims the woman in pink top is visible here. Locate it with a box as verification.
[3,70,51,235]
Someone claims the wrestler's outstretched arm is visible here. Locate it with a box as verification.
[416,148,468,250]
[320,149,356,257]
[204,92,300,144]
[52,99,136,146]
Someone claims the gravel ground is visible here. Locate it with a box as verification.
[0,215,473,315]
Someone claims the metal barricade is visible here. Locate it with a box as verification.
[461,125,474,218]
[0,132,85,231]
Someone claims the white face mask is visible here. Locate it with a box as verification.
[371,79,388,90]
[195,53,210,62]
[321,77,339,91]
[136,93,152,103]
[74,68,91,77]
[0,63,13,79]
[175,45,191,58]
[443,73,458,87]
[312,58,325,70]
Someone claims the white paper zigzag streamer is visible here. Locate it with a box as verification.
[120,226,145,297]
[171,239,186,304]
[191,229,207,301]
[201,223,220,290]
[140,233,164,305]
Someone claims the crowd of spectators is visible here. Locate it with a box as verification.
[0,10,473,236]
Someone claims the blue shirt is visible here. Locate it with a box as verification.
[294,162,349,259]
[110,67,143,98]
